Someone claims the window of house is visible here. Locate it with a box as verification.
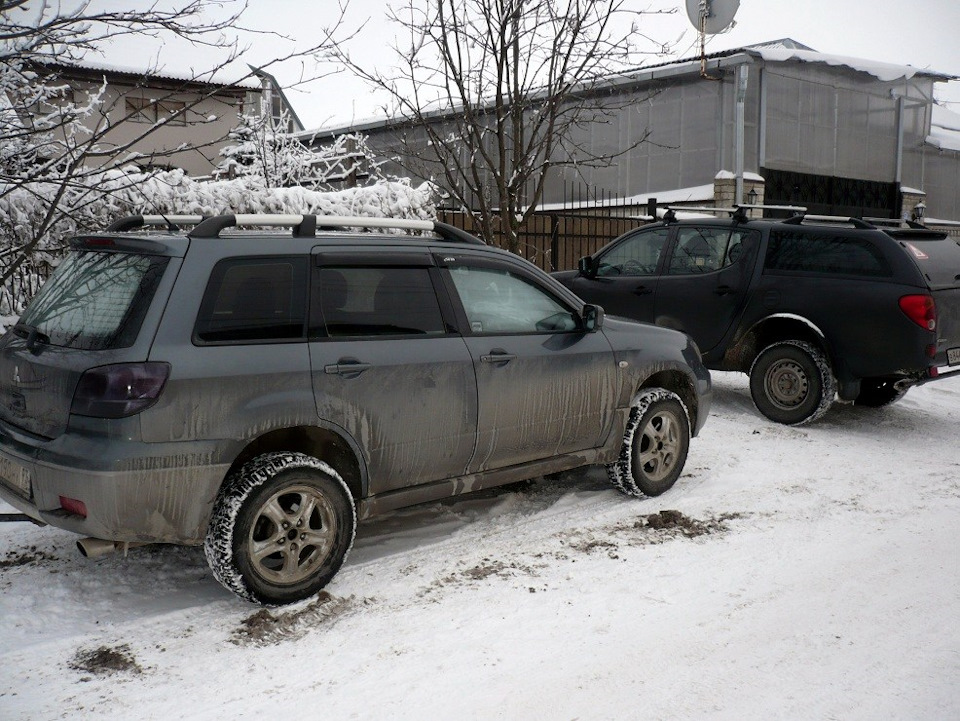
[125,97,187,125]
[195,257,309,343]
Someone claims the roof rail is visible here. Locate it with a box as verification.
[182,214,485,244]
[781,214,876,229]
[107,215,208,232]
[664,204,806,222]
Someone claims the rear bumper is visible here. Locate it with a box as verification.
[0,420,229,545]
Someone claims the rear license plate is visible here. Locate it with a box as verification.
[0,455,31,499]
[949,348,960,366]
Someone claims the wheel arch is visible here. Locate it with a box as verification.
[725,313,832,373]
[637,369,699,433]
[224,424,366,504]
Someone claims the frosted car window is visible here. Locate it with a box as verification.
[18,250,168,350]
[449,265,577,334]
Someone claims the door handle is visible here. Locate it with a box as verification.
[324,359,372,376]
[714,285,736,296]
[632,286,652,296]
[480,349,517,364]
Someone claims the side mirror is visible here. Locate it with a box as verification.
[583,304,605,332]
[578,255,597,278]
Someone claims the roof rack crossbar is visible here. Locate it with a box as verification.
[800,214,877,229]
[186,214,485,244]
[107,215,207,232]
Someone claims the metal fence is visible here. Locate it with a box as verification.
[437,210,644,272]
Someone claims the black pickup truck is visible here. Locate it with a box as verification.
[555,210,960,424]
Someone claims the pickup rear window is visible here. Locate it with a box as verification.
[17,250,168,350]
[890,233,960,289]
[765,230,892,278]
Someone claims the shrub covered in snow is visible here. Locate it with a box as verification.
[0,170,440,315]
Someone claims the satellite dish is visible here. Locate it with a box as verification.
[685,0,740,34]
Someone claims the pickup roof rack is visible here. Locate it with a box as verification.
[663,204,806,223]
[107,213,485,245]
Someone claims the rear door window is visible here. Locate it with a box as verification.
[668,227,755,274]
[313,266,446,338]
[18,250,169,350]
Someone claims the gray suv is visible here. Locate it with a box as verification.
[0,214,711,604]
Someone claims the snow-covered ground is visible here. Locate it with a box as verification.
[1,371,958,720]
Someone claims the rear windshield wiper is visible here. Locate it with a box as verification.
[12,323,50,353]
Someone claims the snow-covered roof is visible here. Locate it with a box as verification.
[928,104,960,153]
[744,40,956,83]
[304,38,956,136]
[33,57,261,90]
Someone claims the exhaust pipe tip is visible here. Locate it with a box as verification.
[77,537,119,559]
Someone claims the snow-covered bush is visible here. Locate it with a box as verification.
[0,169,440,315]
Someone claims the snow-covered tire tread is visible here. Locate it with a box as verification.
[204,452,356,605]
[606,388,690,498]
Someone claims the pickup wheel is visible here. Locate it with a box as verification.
[204,452,356,605]
[606,389,690,497]
[854,378,908,407]
[749,341,836,425]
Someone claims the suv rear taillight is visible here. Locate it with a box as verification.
[71,362,170,418]
[899,295,937,331]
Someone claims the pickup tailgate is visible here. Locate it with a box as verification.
[892,230,960,367]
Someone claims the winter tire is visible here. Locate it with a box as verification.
[854,378,908,407]
[606,388,690,497]
[749,340,836,425]
[204,452,356,605]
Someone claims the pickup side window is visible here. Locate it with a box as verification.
[765,230,892,277]
[195,256,308,343]
[667,227,755,274]
[596,228,669,276]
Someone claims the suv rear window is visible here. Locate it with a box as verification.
[18,250,169,350]
[765,230,892,277]
[195,257,308,343]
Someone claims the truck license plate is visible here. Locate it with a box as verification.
[949,348,960,366]
[0,455,30,499]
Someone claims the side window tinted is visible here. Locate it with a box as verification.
[766,231,892,277]
[597,228,669,276]
[668,228,756,275]
[449,265,578,334]
[195,257,308,343]
[316,267,445,337]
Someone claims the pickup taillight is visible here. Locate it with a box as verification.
[899,295,936,331]
[71,362,170,418]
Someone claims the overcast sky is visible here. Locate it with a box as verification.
[83,0,960,129]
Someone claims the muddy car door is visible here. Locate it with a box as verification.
[309,251,478,494]
[653,226,760,361]
[438,253,618,473]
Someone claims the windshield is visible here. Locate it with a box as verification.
[18,250,169,350]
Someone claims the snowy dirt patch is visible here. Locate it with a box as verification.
[233,591,358,646]
[68,644,142,679]
[0,545,57,569]
[559,509,745,558]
